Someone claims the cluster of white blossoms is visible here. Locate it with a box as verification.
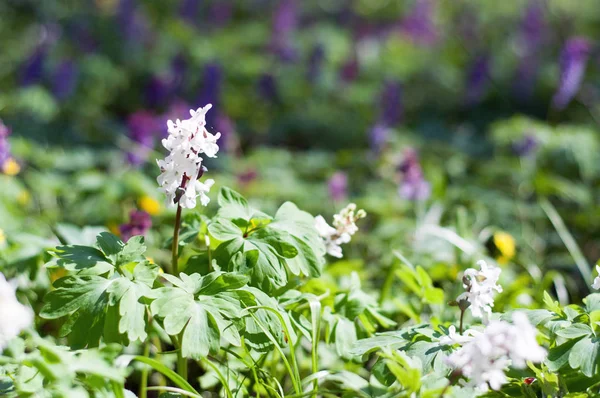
[592,265,600,290]
[445,312,546,391]
[0,273,33,351]
[457,260,502,319]
[157,104,220,209]
[315,204,366,258]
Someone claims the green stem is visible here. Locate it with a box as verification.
[202,358,233,398]
[459,309,465,335]
[145,386,201,398]
[172,204,183,275]
[170,335,188,381]
[139,341,151,398]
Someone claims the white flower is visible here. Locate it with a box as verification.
[315,204,366,258]
[592,265,600,290]
[445,312,546,391]
[0,273,33,351]
[439,325,480,346]
[457,260,502,319]
[157,104,219,208]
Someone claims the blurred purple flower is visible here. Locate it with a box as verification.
[270,0,298,62]
[120,210,152,242]
[328,172,348,202]
[238,169,258,185]
[179,0,201,25]
[513,2,546,99]
[465,55,490,105]
[211,3,233,27]
[307,44,325,83]
[512,135,539,157]
[20,48,46,86]
[340,55,359,82]
[257,73,280,103]
[215,113,235,153]
[118,0,150,44]
[380,81,403,126]
[400,0,438,46]
[369,123,390,154]
[0,120,12,166]
[52,60,78,100]
[125,111,159,166]
[552,37,592,110]
[521,1,546,50]
[145,76,171,108]
[198,63,222,126]
[398,148,430,201]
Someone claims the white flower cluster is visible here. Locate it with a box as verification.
[315,203,366,258]
[592,265,600,290]
[457,260,502,319]
[0,273,33,351]
[439,325,480,346]
[157,104,220,209]
[445,312,546,391]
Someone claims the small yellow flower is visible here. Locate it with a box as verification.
[138,196,161,216]
[17,190,30,206]
[107,222,121,236]
[494,231,516,265]
[0,229,6,246]
[2,158,20,176]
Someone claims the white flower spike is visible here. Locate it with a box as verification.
[457,260,502,319]
[0,273,33,351]
[157,104,220,208]
[591,265,600,290]
[315,203,366,258]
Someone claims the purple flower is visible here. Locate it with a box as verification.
[52,60,78,100]
[211,2,233,27]
[145,76,171,108]
[120,210,152,242]
[380,81,403,126]
[307,44,325,83]
[552,37,592,110]
[465,55,490,105]
[125,111,159,166]
[20,48,46,86]
[117,0,151,44]
[328,172,348,202]
[257,73,280,103]
[369,123,390,154]
[513,2,547,99]
[238,169,258,185]
[270,0,298,62]
[398,148,431,201]
[512,135,539,157]
[400,0,438,46]
[521,1,546,50]
[340,55,359,82]
[0,120,12,166]
[197,63,222,127]
[179,0,202,25]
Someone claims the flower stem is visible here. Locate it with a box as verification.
[172,204,183,275]
[139,341,150,398]
[459,309,465,335]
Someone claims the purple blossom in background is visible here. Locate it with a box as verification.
[20,48,46,86]
[52,60,78,100]
[340,55,359,82]
[214,113,235,153]
[257,73,280,103]
[0,120,11,166]
[369,123,390,154]
[118,0,150,44]
[380,81,403,126]
[307,44,325,83]
[211,2,233,27]
[465,55,490,105]
[125,111,159,166]
[145,76,171,108]
[120,210,152,242]
[513,2,546,99]
[512,135,539,157]
[270,0,298,62]
[179,0,201,25]
[400,0,438,46]
[197,63,222,127]
[552,37,592,110]
[238,169,258,185]
[398,148,431,201]
[328,172,348,202]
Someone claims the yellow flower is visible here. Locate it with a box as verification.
[17,190,30,206]
[494,231,516,264]
[138,196,161,216]
[2,158,20,176]
[0,229,5,246]
[107,222,121,236]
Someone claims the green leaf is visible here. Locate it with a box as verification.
[49,245,113,274]
[96,232,125,263]
[150,272,250,359]
[216,187,270,227]
[555,324,592,339]
[568,337,600,377]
